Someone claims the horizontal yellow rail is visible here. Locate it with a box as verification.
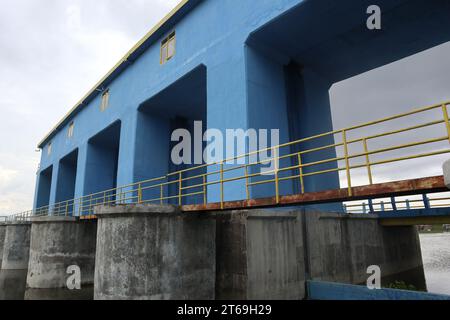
[5,100,450,221]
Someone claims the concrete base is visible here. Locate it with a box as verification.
[216,210,305,300]
[0,223,6,268]
[1,222,31,270]
[26,216,97,291]
[215,209,426,300]
[94,205,216,300]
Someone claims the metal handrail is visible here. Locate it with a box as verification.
[7,100,450,221]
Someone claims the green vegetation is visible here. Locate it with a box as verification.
[386,281,418,291]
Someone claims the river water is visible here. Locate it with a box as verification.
[419,233,450,295]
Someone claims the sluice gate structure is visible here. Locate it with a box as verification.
[2,0,450,300]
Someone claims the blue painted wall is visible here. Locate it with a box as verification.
[33,0,450,212]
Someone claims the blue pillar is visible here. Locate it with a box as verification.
[116,112,137,188]
[206,51,248,203]
[48,162,60,215]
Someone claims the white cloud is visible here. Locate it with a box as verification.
[0,0,180,215]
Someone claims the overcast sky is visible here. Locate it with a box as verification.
[1,1,450,215]
[0,0,180,215]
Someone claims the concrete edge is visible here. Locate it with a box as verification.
[3,221,32,226]
[94,204,183,218]
[30,216,79,223]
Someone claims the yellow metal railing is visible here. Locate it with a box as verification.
[5,100,450,221]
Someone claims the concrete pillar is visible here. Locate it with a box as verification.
[215,208,427,299]
[443,159,450,189]
[0,223,6,268]
[25,216,97,299]
[1,222,31,270]
[215,210,306,300]
[94,204,216,300]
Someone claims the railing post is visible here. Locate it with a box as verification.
[89,194,93,216]
[160,184,164,205]
[220,162,224,210]
[203,175,207,205]
[342,130,352,196]
[297,153,305,194]
[423,194,430,209]
[65,201,69,217]
[363,138,373,185]
[138,183,143,204]
[368,199,374,213]
[78,198,82,217]
[274,146,280,204]
[405,199,411,210]
[178,172,183,206]
[380,201,385,212]
[442,104,450,143]
[244,165,250,200]
[391,197,398,211]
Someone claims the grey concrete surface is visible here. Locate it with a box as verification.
[0,224,6,268]
[443,159,450,189]
[94,205,216,300]
[215,209,426,299]
[305,211,426,290]
[216,210,305,300]
[26,217,97,290]
[1,222,31,270]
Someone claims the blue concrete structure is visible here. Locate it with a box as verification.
[33,0,450,212]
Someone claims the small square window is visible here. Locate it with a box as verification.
[68,121,74,138]
[100,89,110,112]
[47,142,52,156]
[160,32,176,64]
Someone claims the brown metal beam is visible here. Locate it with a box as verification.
[181,175,447,212]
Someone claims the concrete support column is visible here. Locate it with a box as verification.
[94,204,216,300]
[25,216,97,299]
[1,222,31,270]
[0,223,6,268]
[216,210,306,300]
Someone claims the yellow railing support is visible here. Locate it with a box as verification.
[178,172,183,206]
[65,201,69,217]
[297,153,305,194]
[363,138,373,185]
[274,147,280,204]
[244,165,250,200]
[160,185,164,205]
[203,175,207,205]
[220,162,224,209]
[138,184,143,204]
[442,104,450,143]
[342,130,352,196]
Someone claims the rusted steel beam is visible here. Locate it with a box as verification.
[181,175,447,212]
